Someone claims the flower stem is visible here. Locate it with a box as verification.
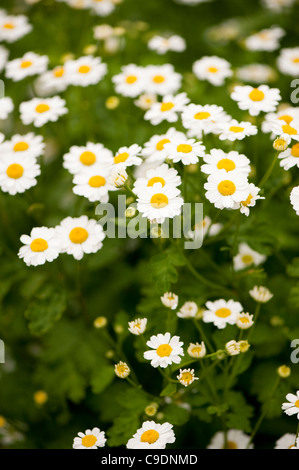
[258,151,280,189]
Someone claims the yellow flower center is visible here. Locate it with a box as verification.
[216,158,236,171]
[116,364,128,375]
[126,75,137,84]
[291,143,299,158]
[239,317,250,324]
[3,23,15,29]
[88,175,106,188]
[241,194,253,206]
[0,416,6,428]
[191,346,202,355]
[282,124,297,135]
[229,126,244,133]
[114,152,129,164]
[215,308,231,318]
[278,114,293,124]
[180,371,194,384]
[293,58,299,63]
[208,66,218,73]
[295,400,299,408]
[242,254,253,264]
[30,238,49,252]
[20,60,32,69]
[35,104,50,113]
[34,390,48,405]
[160,102,174,112]
[249,88,265,101]
[194,111,210,120]
[150,193,169,209]
[69,227,89,244]
[224,441,237,449]
[140,430,160,444]
[177,144,192,153]
[78,65,91,74]
[6,163,24,179]
[53,67,64,78]
[13,141,29,152]
[156,343,173,357]
[156,138,170,151]
[217,180,236,196]
[81,435,97,448]
[153,75,165,83]
[80,151,96,165]
[147,176,165,187]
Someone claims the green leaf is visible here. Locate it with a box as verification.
[149,247,186,293]
[225,391,253,432]
[163,404,190,426]
[160,383,177,397]
[107,413,141,447]
[91,365,115,394]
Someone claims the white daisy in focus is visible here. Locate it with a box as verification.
[55,215,105,260]
[236,312,254,330]
[113,144,142,167]
[204,169,250,210]
[19,96,68,127]
[282,391,299,419]
[238,183,264,216]
[279,143,299,170]
[262,107,299,135]
[203,298,244,329]
[72,167,115,203]
[244,26,285,52]
[177,301,198,319]
[148,35,186,54]
[133,163,181,197]
[145,64,182,95]
[63,142,113,175]
[0,14,32,43]
[136,182,184,223]
[233,242,266,271]
[126,421,175,449]
[18,227,61,267]
[141,127,186,164]
[64,55,107,87]
[73,427,106,449]
[0,133,45,159]
[143,332,184,368]
[231,85,281,116]
[128,318,147,335]
[160,292,178,310]
[177,368,198,387]
[218,120,258,141]
[187,341,206,358]
[112,64,146,98]
[193,56,233,86]
[182,103,229,136]
[267,119,299,142]
[207,429,253,449]
[277,47,299,77]
[0,155,40,195]
[5,52,48,82]
[0,45,9,72]
[164,138,205,165]
[201,149,251,177]
[144,92,189,126]
[0,96,14,120]
[290,186,299,216]
[275,433,297,449]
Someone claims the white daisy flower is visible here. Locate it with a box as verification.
[249,286,273,303]
[136,182,184,223]
[177,368,198,387]
[182,103,229,136]
[267,119,299,142]
[275,433,297,449]
[144,332,184,368]
[133,163,181,197]
[238,183,264,216]
[127,421,175,449]
[282,391,299,419]
[55,215,105,260]
[262,107,299,135]
[144,92,189,126]
[145,64,182,96]
[108,165,128,188]
[134,93,157,110]
[64,55,107,87]
[72,167,115,203]
[187,341,206,358]
[160,292,179,310]
[244,26,285,52]
[236,64,276,84]
[114,361,130,378]
[204,169,250,210]
[112,64,147,97]
[290,186,299,216]
[0,14,32,43]
[233,242,266,271]
[0,45,9,72]
[73,427,106,449]
[19,96,68,127]
[5,52,48,82]
[277,47,299,77]
[207,429,253,449]
[148,35,186,54]
[164,138,205,165]
[203,298,243,329]
[231,85,281,116]
[193,56,233,86]
[236,312,254,330]
[225,340,241,356]
[0,133,45,159]
[0,96,14,120]
[90,0,116,16]
[177,301,198,319]
[201,149,251,177]
[34,66,68,96]
[113,144,142,167]
[218,119,258,141]
[18,227,61,267]
[63,142,113,176]
[0,155,40,195]
[141,127,186,164]
[128,318,147,335]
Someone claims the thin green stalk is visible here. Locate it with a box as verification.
[258,151,280,189]
[247,303,261,341]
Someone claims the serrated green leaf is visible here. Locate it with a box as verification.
[160,383,177,397]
